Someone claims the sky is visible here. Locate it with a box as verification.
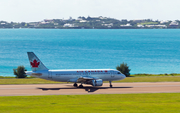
[0,0,180,22]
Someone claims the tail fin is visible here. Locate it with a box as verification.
[27,52,49,71]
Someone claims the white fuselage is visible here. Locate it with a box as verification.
[26,69,126,83]
[26,52,126,87]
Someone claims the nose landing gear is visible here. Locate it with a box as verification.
[73,83,84,88]
[109,81,113,88]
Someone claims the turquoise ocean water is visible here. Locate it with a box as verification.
[0,29,180,76]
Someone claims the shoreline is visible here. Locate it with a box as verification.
[1,73,180,78]
[1,28,180,29]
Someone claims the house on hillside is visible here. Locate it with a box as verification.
[160,20,169,24]
[120,23,132,27]
[79,20,89,23]
[137,25,144,28]
[63,23,78,27]
[169,21,179,26]
[146,25,167,28]
[102,23,113,28]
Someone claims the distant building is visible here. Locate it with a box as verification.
[79,20,88,23]
[0,23,6,25]
[40,22,50,24]
[120,23,132,27]
[160,20,169,24]
[102,23,113,27]
[99,16,107,19]
[99,16,103,19]
[169,21,179,26]
[29,22,38,27]
[54,23,58,25]
[146,25,167,28]
[137,24,144,27]
[63,23,77,27]
[90,17,99,19]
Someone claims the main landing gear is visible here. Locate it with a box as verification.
[109,81,113,88]
[73,83,84,88]
[79,84,83,88]
[73,83,78,87]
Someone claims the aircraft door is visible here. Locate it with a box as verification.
[85,71,91,76]
[88,72,91,76]
[111,72,115,78]
[48,72,52,78]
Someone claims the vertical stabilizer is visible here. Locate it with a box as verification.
[27,52,49,71]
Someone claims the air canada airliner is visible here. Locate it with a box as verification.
[26,52,126,88]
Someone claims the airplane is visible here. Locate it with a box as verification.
[25,52,126,88]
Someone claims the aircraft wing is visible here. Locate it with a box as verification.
[76,76,103,86]
[77,76,96,83]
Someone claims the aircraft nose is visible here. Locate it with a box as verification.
[121,74,126,79]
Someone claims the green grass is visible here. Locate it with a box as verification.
[0,76,15,78]
[117,76,180,82]
[132,73,180,77]
[0,76,180,84]
[0,93,180,113]
[0,78,60,84]
[137,22,159,25]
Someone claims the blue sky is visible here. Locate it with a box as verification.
[0,0,179,22]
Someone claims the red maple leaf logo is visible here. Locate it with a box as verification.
[30,59,40,68]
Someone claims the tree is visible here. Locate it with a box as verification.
[116,62,131,77]
[13,66,27,78]
[21,22,26,26]
[87,16,92,20]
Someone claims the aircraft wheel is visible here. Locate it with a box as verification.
[79,84,83,88]
[110,85,113,88]
[73,83,78,87]
[109,81,113,88]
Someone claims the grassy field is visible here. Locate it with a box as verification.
[0,93,180,113]
[137,22,159,25]
[0,78,60,84]
[119,76,180,82]
[131,73,180,77]
[0,76,180,84]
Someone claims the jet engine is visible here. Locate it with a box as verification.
[91,79,103,86]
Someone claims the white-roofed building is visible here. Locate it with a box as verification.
[120,23,132,27]
[137,24,144,27]
[169,21,179,26]
[63,23,77,27]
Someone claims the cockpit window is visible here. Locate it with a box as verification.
[117,72,121,74]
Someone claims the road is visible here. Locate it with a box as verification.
[0,82,180,96]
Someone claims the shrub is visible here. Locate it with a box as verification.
[116,62,131,77]
[13,66,27,78]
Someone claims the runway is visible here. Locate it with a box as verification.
[0,82,180,96]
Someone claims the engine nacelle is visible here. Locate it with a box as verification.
[92,79,103,86]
